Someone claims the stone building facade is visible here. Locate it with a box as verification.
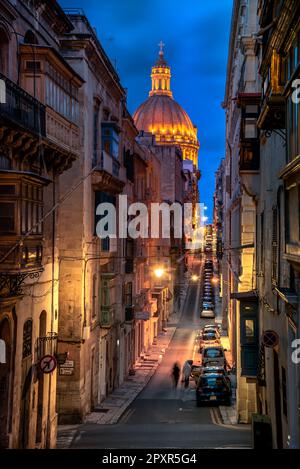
[0,0,83,448]
[222,0,260,424]
[222,0,300,447]
[255,0,300,448]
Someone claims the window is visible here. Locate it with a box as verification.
[45,64,79,124]
[94,191,116,250]
[286,185,299,244]
[240,301,259,376]
[124,148,134,182]
[101,123,119,159]
[22,320,32,359]
[287,94,300,161]
[0,28,9,75]
[0,155,11,170]
[272,207,278,283]
[124,282,132,307]
[92,104,100,167]
[24,30,38,45]
[0,202,15,233]
[21,183,43,235]
[260,211,264,270]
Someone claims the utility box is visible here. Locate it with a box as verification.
[252,413,273,448]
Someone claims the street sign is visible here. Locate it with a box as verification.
[40,354,57,374]
[59,359,75,376]
[59,367,74,376]
[262,330,279,348]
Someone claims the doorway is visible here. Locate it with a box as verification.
[0,318,11,448]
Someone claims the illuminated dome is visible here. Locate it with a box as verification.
[133,42,199,166]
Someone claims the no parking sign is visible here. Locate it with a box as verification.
[40,354,57,374]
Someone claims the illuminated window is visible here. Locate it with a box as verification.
[101,123,119,159]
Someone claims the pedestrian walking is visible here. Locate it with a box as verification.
[182,360,192,388]
[172,362,180,388]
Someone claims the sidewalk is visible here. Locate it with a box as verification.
[213,273,237,426]
[57,281,188,448]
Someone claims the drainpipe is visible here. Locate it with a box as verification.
[46,178,56,448]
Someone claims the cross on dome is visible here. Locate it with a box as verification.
[158,40,165,57]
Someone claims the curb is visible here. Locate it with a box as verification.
[57,280,189,447]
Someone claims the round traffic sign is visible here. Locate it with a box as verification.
[262,330,279,348]
[40,354,57,374]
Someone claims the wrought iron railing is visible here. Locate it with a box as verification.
[0,72,46,136]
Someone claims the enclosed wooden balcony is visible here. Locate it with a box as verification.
[19,44,83,169]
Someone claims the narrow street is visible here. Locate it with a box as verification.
[71,256,251,449]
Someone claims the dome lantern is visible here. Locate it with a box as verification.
[149,41,172,98]
[133,43,200,167]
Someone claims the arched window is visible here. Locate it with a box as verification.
[24,30,38,45]
[0,27,9,75]
[22,319,32,359]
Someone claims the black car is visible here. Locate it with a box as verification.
[196,374,231,406]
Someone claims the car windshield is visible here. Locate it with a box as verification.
[204,348,223,358]
[202,333,216,340]
[200,376,225,388]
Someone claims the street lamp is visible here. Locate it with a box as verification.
[154,266,165,279]
[191,274,199,282]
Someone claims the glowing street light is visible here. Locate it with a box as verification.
[191,274,199,282]
[154,267,165,279]
[212,277,219,284]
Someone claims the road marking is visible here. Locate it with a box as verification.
[210,407,222,425]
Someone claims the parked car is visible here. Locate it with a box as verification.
[202,325,220,338]
[200,309,215,319]
[201,346,227,368]
[202,302,215,310]
[203,324,220,333]
[203,293,213,303]
[200,366,231,390]
[199,331,220,350]
[196,374,231,406]
[203,296,213,303]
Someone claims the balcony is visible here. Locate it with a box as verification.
[100,305,115,328]
[258,51,285,131]
[257,95,285,130]
[92,150,125,194]
[100,150,120,178]
[0,72,46,137]
[46,107,80,158]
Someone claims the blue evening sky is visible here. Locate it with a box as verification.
[61,0,233,221]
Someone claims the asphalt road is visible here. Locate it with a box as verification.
[71,255,251,449]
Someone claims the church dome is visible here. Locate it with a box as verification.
[134,95,197,144]
[133,43,199,166]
